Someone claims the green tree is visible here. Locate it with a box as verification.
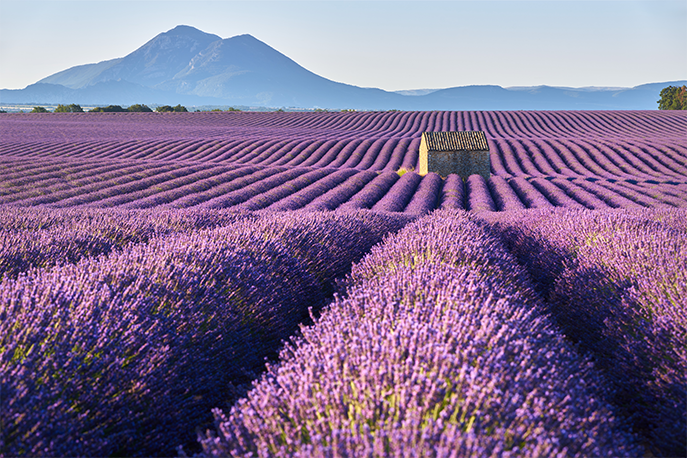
[90,105,126,113]
[155,104,187,112]
[54,104,83,113]
[30,106,49,113]
[657,85,687,110]
[127,104,153,112]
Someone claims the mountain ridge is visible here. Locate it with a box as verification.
[2,25,684,110]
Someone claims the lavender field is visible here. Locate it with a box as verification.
[0,110,685,457]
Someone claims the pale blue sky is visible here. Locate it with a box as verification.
[1,0,685,91]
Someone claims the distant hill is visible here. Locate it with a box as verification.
[1,25,685,110]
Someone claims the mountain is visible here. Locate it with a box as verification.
[1,25,684,110]
[413,81,687,110]
[39,26,222,89]
[14,25,402,109]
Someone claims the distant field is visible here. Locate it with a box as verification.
[1,110,685,210]
[1,110,685,458]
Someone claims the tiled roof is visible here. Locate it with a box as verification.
[422,131,489,151]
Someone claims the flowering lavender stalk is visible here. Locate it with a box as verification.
[119,166,243,209]
[518,139,559,175]
[341,138,375,168]
[399,137,421,171]
[271,140,325,167]
[482,207,687,457]
[0,160,144,205]
[91,165,224,208]
[382,138,413,172]
[300,140,346,168]
[199,210,640,457]
[367,138,400,171]
[327,139,364,168]
[589,179,672,208]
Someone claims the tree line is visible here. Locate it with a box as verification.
[22,104,190,113]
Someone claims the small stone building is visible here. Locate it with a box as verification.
[419,131,490,179]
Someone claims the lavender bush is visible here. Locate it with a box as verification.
[482,207,687,456]
[0,210,412,457]
[0,206,246,280]
[198,210,641,457]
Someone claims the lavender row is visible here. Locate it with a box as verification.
[265,169,359,212]
[199,210,640,457]
[238,169,334,211]
[121,166,262,209]
[0,206,247,280]
[2,136,686,184]
[482,208,687,457]
[486,137,687,181]
[0,137,416,172]
[1,155,685,211]
[0,160,169,205]
[198,168,312,209]
[437,173,465,210]
[370,172,422,213]
[2,111,684,144]
[337,172,400,211]
[303,170,379,211]
[0,162,202,207]
[0,210,412,457]
[403,172,443,215]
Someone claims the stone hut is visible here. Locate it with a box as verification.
[419,131,490,179]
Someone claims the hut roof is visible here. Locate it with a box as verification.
[422,131,488,151]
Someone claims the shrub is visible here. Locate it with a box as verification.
[54,104,83,113]
[127,104,153,112]
[90,105,126,113]
[156,104,188,113]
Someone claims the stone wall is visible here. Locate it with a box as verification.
[419,148,491,179]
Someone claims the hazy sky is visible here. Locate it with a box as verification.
[1,0,685,91]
